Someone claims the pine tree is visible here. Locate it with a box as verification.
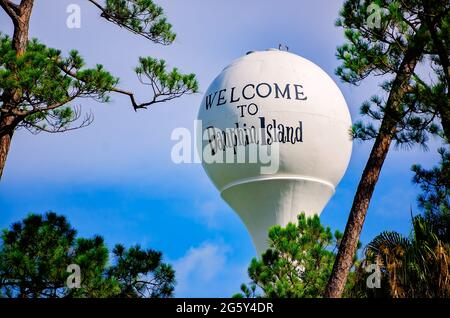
[0,211,175,298]
[325,0,449,297]
[0,0,198,179]
[107,244,176,298]
[412,147,450,242]
[352,153,450,298]
[234,214,360,298]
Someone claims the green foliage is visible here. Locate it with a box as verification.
[69,236,121,298]
[135,57,199,103]
[412,147,450,242]
[0,36,117,103]
[234,214,360,298]
[233,283,258,298]
[352,152,450,298]
[107,244,175,297]
[326,0,448,298]
[0,0,198,139]
[0,35,117,133]
[336,0,410,84]
[336,0,449,148]
[352,214,450,298]
[102,0,176,44]
[0,213,77,297]
[0,32,198,134]
[0,212,175,298]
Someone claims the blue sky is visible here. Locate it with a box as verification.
[0,0,443,297]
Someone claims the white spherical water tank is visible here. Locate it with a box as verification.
[198,49,352,255]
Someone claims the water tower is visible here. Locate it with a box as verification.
[198,49,352,255]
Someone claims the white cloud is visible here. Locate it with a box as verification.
[172,241,248,297]
[193,200,228,229]
[173,242,227,293]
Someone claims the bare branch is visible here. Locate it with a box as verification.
[6,0,19,13]
[109,86,141,110]
[0,95,78,117]
[87,0,103,12]
[19,106,94,134]
[0,0,19,23]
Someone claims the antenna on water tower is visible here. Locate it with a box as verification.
[278,43,289,51]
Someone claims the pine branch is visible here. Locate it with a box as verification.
[59,59,197,111]
[88,0,176,45]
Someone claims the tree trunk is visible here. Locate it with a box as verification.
[0,115,16,180]
[12,0,33,54]
[438,100,450,143]
[324,120,396,298]
[0,0,34,181]
[324,31,427,298]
